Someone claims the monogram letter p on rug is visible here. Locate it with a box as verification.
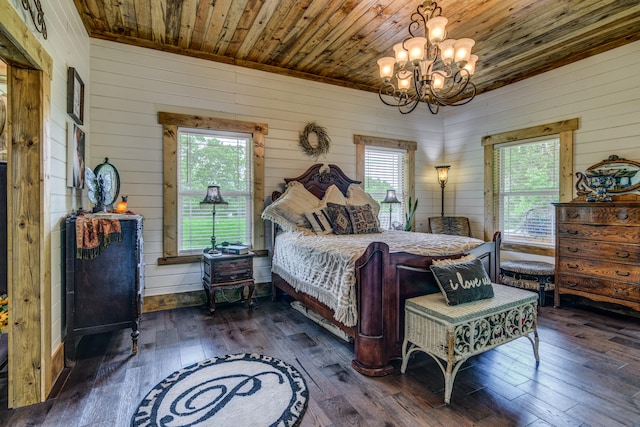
[131,353,308,426]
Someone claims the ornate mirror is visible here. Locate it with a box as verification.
[576,155,640,198]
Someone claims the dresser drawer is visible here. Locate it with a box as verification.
[557,274,640,303]
[557,205,640,225]
[557,257,640,283]
[556,224,640,243]
[557,238,640,265]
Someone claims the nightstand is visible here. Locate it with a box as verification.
[202,252,255,314]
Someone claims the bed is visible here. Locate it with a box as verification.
[263,163,501,376]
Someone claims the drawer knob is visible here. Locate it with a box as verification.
[567,264,579,269]
[567,281,578,287]
[568,212,579,219]
[618,213,629,220]
[616,251,631,258]
[615,270,630,277]
[567,247,579,253]
[566,230,578,235]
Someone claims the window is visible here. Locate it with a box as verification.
[159,112,268,261]
[483,118,578,255]
[494,137,559,247]
[354,135,416,230]
[364,146,407,229]
[178,129,253,254]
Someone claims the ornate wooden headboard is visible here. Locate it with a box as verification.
[272,163,360,201]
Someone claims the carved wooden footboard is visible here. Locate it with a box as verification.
[268,164,502,376]
[349,232,501,376]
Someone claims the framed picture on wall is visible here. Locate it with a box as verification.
[67,67,84,125]
[67,123,85,188]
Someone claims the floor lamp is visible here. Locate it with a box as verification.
[382,189,401,230]
[200,185,228,254]
[435,165,450,217]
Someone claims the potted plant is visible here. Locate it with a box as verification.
[404,197,418,231]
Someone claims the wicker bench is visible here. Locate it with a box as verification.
[500,260,555,306]
[401,284,539,404]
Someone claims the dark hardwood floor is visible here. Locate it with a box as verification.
[0,296,639,426]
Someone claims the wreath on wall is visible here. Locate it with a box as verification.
[299,122,331,158]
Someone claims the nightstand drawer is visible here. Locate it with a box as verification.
[214,257,252,271]
[212,268,252,284]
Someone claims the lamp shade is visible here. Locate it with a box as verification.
[454,38,475,65]
[426,16,448,45]
[439,39,456,65]
[435,165,450,185]
[382,189,401,204]
[393,43,408,64]
[377,57,396,80]
[201,185,228,205]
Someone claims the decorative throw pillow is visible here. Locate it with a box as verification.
[304,208,333,235]
[347,184,380,217]
[346,204,381,234]
[429,257,494,305]
[321,184,348,207]
[326,202,353,235]
[261,181,320,231]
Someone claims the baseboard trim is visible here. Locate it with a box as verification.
[47,343,65,399]
[143,282,272,313]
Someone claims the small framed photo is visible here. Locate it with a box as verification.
[67,123,85,188]
[67,67,84,125]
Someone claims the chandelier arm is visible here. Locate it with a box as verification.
[432,83,477,106]
[399,98,421,114]
[409,3,428,38]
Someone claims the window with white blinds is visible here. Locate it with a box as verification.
[178,128,253,254]
[494,137,560,246]
[364,146,407,229]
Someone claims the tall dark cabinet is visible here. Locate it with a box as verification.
[64,213,144,364]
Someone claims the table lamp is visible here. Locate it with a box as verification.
[200,185,228,254]
[382,189,401,230]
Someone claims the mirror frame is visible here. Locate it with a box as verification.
[576,155,640,195]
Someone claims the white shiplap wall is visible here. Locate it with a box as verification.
[443,40,640,261]
[6,0,91,352]
[89,39,445,297]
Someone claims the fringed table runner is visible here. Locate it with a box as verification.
[75,214,122,259]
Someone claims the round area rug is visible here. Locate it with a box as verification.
[131,353,308,427]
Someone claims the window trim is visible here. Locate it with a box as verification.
[354,134,417,227]
[482,118,578,256]
[159,112,268,262]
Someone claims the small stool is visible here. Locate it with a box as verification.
[500,260,555,306]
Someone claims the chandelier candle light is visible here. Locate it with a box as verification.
[377,1,478,114]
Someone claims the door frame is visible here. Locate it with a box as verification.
[0,0,53,407]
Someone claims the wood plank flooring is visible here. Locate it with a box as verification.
[0,297,639,426]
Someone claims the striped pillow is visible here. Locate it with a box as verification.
[304,208,333,235]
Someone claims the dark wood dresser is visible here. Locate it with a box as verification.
[64,213,144,364]
[554,202,640,312]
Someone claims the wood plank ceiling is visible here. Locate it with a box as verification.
[73,0,640,96]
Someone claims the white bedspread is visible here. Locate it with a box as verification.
[271,230,485,327]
